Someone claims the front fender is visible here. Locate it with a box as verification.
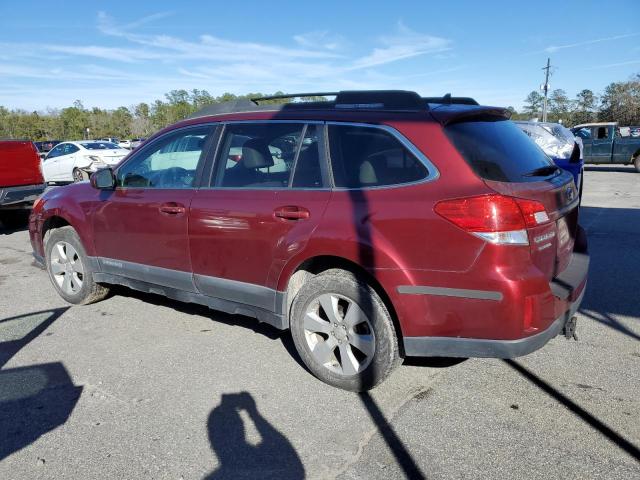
[33,184,98,257]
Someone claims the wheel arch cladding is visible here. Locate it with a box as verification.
[282,254,405,355]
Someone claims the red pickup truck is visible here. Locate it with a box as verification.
[0,140,46,228]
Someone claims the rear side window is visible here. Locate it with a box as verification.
[328,125,428,188]
[214,123,324,189]
[445,119,554,182]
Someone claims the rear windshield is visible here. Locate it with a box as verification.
[446,119,555,182]
[82,142,119,150]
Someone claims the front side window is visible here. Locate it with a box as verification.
[214,123,321,188]
[116,126,211,188]
[328,125,428,188]
[46,144,64,159]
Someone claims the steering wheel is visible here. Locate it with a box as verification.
[158,167,191,188]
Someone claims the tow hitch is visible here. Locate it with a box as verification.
[563,316,578,341]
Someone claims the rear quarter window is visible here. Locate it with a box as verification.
[445,119,555,182]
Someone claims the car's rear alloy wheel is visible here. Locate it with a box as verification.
[50,241,84,295]
[290,269,401,391]
[73,168,86,183]
[303,293,376,376]
[45,226,110,305]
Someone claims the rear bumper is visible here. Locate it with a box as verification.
[0,183,46,209]
[403,226,589,358]
[403,286,585,358]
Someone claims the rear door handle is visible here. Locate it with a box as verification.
[273,206,310,221]
[159,202,186,215]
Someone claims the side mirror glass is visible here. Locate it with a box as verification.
[90,168,115,190]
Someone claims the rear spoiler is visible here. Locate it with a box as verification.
[429,105,511,126]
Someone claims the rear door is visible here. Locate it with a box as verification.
[189,122,331,310]
[59,143,81,180]
[92,125,215,290]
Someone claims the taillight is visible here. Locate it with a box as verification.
[434,194,550,245]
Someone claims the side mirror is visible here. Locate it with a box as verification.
[90,168,116,190]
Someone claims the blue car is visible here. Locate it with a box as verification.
[516,121,584,199]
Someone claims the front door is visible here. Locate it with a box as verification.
[92,125,215,291]
[189,122,331,311]
[590,125,613,163]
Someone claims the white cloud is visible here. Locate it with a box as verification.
[350,22,451,69]
[0,12,457,109]
[293,31,344,50]
[544,33,639,53]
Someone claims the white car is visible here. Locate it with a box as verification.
[42,141,129,183]
[118,139,132,149]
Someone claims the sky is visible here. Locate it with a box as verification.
[1,0,639,111]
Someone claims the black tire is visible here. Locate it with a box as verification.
[290,269,401,391]
[73,168,87,183]
[45,226,110,305]
[0,210,30,229]
[634,155,640,173]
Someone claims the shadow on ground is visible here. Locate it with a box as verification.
[579,206,640,341]
[204,391,304,480]
[0,308,82,461]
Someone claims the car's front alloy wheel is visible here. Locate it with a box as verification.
[50,241,84,295]
[45,226,110,305]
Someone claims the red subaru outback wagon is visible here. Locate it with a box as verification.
[29,91,589,391]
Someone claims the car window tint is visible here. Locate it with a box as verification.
[47,145,64,159]
[117,126,211,189]
[328,125,428,188]
[214,123,304,188]
[575,128,591,139]
[445,119,554,182]
[292,125,325,188]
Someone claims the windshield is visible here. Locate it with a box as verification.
[446,119,555,182]
[81,142,120,150]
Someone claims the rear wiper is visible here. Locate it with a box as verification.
[523,165,560,177]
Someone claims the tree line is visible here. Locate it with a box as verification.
[511,74,640,126]
[0,74,638,142]
[0,90,293,142]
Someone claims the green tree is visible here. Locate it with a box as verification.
[573,89,597,125]
[548,89,572,123]
[523,91,544,118]
[598,74,640,125]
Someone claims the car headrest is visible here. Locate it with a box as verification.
[359,160,378,185]
[241,138,274,169]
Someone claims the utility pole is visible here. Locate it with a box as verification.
[541,57,551,122]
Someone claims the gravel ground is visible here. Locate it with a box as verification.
[0,166,638,479]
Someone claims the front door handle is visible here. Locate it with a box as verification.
[159,202,186,215]
[273,206,310,221]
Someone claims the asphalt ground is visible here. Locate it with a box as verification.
[0,165,638,479]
